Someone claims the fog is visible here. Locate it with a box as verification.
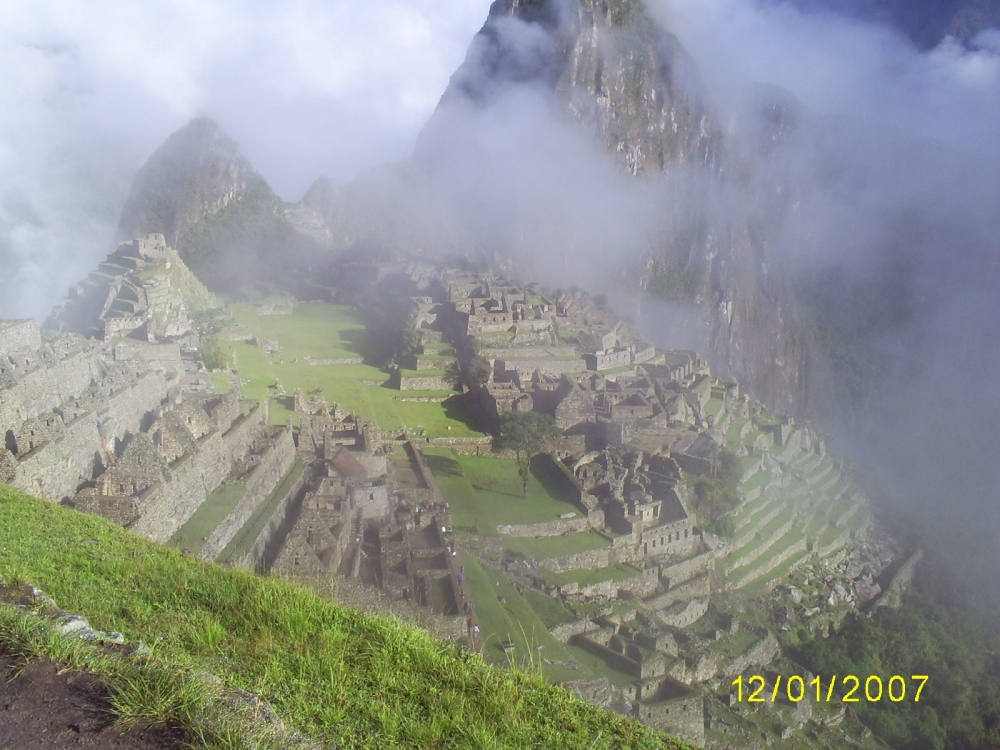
[651,0,1000,580]
[0,0,493,319]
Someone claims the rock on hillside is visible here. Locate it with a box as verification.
[416,0,808,416]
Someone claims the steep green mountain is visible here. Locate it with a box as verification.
[117,118,271,250]
[116,118,319,296]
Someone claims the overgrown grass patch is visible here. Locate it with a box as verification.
[423,449,583,533]
[0,485,688,750]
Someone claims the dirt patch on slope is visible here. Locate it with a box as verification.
[0,651,186,750]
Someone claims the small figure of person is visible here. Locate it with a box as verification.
[472,624,481,641]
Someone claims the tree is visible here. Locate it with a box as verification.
[468,356,492,386]
[492,411,563,497]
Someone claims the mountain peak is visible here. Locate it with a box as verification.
[116,117,270,249]
[418,0,722,177]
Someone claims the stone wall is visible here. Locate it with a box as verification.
[1,347,100,432]
[719,630,780,678]
[643,574,711,611]
[416,357,457,371]
[618,566,661,599]
[874,550,923,609]
[659,549,715,589]
[129,407,267,543]
[13,370,169,502]
[405,441,435,494]
[638,690,705,747]
[114,341,183,376]
[497,516,591,537]
[480,347,577,359]
[0,319,42,358]
[539,545,617,573]
[655,597,709,629]
[549,619,602,643]
[498,358,587,378]
[399,374,460,391]
[238,469,310,570]
[547,453,600,513]
[570,634,642,678]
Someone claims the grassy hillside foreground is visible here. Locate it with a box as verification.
[0,485,692,750]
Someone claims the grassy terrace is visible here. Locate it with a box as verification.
[725,510,792,571]
[168,483,246,557]
[223,303,484,438]
[541,564,640,588]
[725,417,748,446]
[705,395,726,419]
[0,485,688,750]
[399,368,452,378]
[742,548,814,594]
[459,556,641,692]
[504,530,610,562]
[423,449,583,533]
[217,460,304,565]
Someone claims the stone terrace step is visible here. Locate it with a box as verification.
[834,495,867,528]
[804,461,835,486]
[728,530,809,589]
[732,500,786,550]
[740,547,813,594]
[814,469,843,494]
[725,514,795,574]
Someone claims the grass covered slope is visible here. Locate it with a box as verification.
[0,485,692,750]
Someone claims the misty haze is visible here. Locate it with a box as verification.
[2,1,999,748]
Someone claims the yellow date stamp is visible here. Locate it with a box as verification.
[732,675,929,703]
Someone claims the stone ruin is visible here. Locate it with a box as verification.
[267,390,465,631]
[47,234,217,342]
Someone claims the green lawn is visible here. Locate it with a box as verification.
[221,303,484,438]
[460,554,601,684]
[423,450,584,534]
[209,371,231,394]
[168,483,247,557]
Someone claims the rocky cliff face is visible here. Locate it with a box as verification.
[419,0,809,415]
